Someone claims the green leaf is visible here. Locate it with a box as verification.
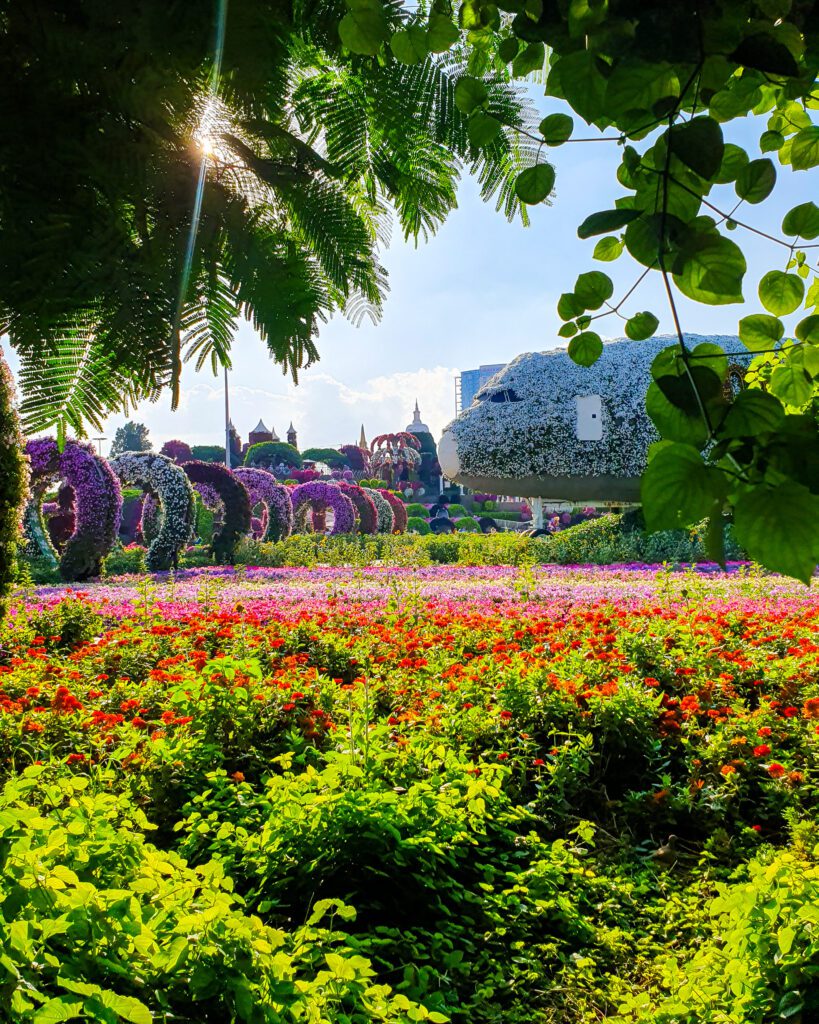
[735,158,776,204]
[720,390,784,436]
[625,311,659,340]
[426,13,459,51]
[769,362,813,407]
[514,163,555,204]
[790,126,819,170]
[99,993,153,1024]
[759,270,804,316]
[557,292,583,320]
[339,4,389,55]
[646,382,709,448]
[733,482,819,583]
[468,112,502,147]
[547,51,606,124]
[782,202,819,240]
[390,27,428,64]
[731,33,800,77]
[673,232,746,305]
[738,313,784,352]
[33,999,84,1024]
[539,112,574,145]
[498,37,519,63]
[568,331,603,367]
[512,41,545,77]
[794,314,819,345]
[642,443,724,531]
[577,208,641,239]
[605,61,679,121]
[593,235,624,262]
[574,271,613,309]
[760,129,785,152]
[557,321,578,338]
[669,117,724,180]
[454,77,488,114]
[713,143,749,184]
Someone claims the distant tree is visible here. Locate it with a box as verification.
[160,439,193,464]
[110,421,152,456]
[228,424,242,466]
[244,442,301,469]
[301,447,350,469]
[191,445,226,464]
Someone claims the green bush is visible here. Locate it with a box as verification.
[407,516,431,535]
[244,442,301,469]
[406,503,429,518]
[455,516,480,532]
[103,543,146,576]
[447,503,467,517]
[483,510,521,522]
[546,513,746,565]
[190,444,226,463]
[301,447,349,469]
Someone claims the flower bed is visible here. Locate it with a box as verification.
[1,565,819,1023]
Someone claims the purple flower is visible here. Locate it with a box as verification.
[234,468,294,542]
[291,481,356,535]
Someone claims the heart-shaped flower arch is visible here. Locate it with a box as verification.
[110,452,196,571]
[234,468,294,542]
[24,438,122,580]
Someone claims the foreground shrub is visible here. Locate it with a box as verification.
[407,516,431,535]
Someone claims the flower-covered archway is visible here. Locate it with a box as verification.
[24,438,121,580]
[370,432,421,488]
[111,452,195,571]
[337,482,378,535]
[379,489,407,533]
[361,487,395,534]
[182,462,251,563]
[291,481,356,535]
[234,468,293,542]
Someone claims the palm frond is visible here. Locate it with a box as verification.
[15,317,154,437]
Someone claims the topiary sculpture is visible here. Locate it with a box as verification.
[111,452,196,571]
[379,489,408,533]
[0,352,28,618]
[234,468,294,542]
[291,481,356,536]
[361,488,395,534]
[24,438,121,580]
[182,462,251,564]
[337,482,378,535]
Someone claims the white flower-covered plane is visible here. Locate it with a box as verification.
[439,334,748,503]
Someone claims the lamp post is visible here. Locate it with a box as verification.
[224,365,231,470]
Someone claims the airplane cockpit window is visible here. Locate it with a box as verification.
[478,388,523,404]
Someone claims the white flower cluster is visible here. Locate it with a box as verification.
[449,334,745,483]
[111,452,196,571]
[361,487,395,534]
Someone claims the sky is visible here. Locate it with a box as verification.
[6,94,818,455]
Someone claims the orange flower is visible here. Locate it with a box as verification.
[720,764,736,777]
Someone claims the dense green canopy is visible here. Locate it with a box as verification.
[0,0,538,441]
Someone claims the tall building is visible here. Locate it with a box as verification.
[287,422,298,448]
[248,419,275,447]
[457,364,506,411]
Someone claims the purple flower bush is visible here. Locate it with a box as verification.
[291,481,356,535]
[159,439,193,465]
[111,452,196,571]
[234,468,293,542]
[337,482,378,535]
[182,462,251,563]
[24,438,121,580]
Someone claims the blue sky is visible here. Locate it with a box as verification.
[6,96,818,454]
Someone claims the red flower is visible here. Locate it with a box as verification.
[751,824,762,833]
[65,753,86,764]
[497,752,509,760]
[499,710,513,720]
[532,758,545,767]
[753,744,771,757]
[757,726,772,737]
[767,763,786,778]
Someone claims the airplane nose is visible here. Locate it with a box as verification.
[438,428,460,479]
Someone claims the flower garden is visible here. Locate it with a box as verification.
[2,560,819,1023]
